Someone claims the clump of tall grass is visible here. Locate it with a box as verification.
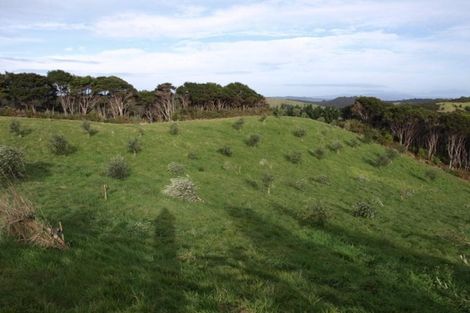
[0,146,25,180]
[167,162,185,176]
[127,138,142,156]
[232,118,245,131]
[49,134,74,155]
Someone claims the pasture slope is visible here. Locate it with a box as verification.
[0,116,469,313]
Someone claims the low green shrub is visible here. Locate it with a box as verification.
[424,169,438,181]
[285,151,302,164]
[167,162,185,176]
[9,120,21,136]
[353,201,376,218]
[345,138,360,147]
[328,141,343,153]
[169,123,179,135]
[261,173,274,194]
[187,152,198,160]
[292,128,306,138]
[310,175,330,185]
[232,118,245,131]
[218,146,233,157]
[127,138,141,155]
[245,134,261,147]
[49,134,73,155]
[309,148,326,159]
[259,114,268,122]
[106,155,130,179]
[0,146,25,180]
[385,148,399,160]
[374,155,391,167]
[81,120,97,136]
[300,202,330,227]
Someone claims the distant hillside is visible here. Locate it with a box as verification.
[266,97,319,107]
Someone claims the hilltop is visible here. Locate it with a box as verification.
[0,116,469,313]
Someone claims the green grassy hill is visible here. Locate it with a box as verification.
[0,116,469,313]
[437,101,470,112]
[266,97,318,107]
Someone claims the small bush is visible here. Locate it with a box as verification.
[163,177,201,202]
[261,173,274,194]
[259,114,268,122]
[328,141,343,153]
[424,169,438,181]
[292,128,306,138]
[49,135,73,155]
[374,155,391,167]
[245,134,261,147]
[309,148,326,159]
[81,120,97,136]
[0,146,25,180]
[301,202,330,227]
[385,148,399,160]
[187,152,198,160]
[167,162,185,176]
[285,151,302,164]
[106,155,130,179]
[169,123,179,135]
[9,120,21,136]
[127,138,141,155]
[218,146,233,157]
[310,175,330,185]
[232,118,245,131]
[345,138,359,147]
[287,179,307,191]
[353,201,376,218]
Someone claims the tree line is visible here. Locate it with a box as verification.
[343,97,470,170]
[0,71,267,121]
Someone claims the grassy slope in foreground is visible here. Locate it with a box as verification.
[0,116,469,313]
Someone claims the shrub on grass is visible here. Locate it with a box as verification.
[385,148,399,160]
[9,120,21,136]
[187,152,198,160]
[167,162,185,176]
[310,175,330,185]
[163,177,201,202]
[169,123,179,135]
[106,155,130,179]
[309,148,326,159]
[81,120,97,136]
[245,134,261,147]
[49,134,73,155]
[374,155,392,167]
[218,146,233,157]
[285,151,302,164]
[328,141,343,153]
[259,114,268,122]
[301,202,330,227]
[353,201,376,218]
[424,169,437,181]
[287,179,307,191]
[345,138,360,147]
[232,118,245,131]
[0,146,25,180]
[292,128,306,138]
[261,173,274,194]
[127,138,141,155]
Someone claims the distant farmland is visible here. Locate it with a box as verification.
[266,97,319,107]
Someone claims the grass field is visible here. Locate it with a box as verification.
[266,97,318,107]
[437,101,470,112]
[0,116,469,313]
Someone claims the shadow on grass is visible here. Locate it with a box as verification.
[24,161,53,181]
[220,205,458,313]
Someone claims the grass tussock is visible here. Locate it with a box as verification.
[0,189,66,249]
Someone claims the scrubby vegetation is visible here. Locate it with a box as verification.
[127,138,142,155]
[218,145,233,157]
[0,146,25,180]
[0,116,468,313]
[285,151,302,164]
[48,134,73,155]
[245,134,261,147]
[106,155,130,179]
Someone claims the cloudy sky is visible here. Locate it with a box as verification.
[1,0,469,99]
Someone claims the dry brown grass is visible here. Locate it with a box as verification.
[0,188,67,249]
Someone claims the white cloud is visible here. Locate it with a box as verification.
[2,30,469,97]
